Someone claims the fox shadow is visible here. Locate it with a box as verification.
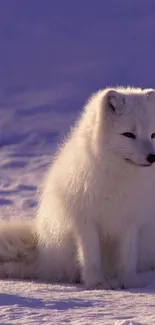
[0,292,94,310]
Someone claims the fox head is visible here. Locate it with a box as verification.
[93,87,155,167]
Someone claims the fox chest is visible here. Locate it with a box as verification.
[94,177,155,233]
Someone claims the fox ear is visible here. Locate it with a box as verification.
[104,89,125,115]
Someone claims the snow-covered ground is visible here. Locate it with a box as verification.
[0,280,155,325]
[0,1,155,324]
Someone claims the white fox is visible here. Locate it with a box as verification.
[1,86,155,289]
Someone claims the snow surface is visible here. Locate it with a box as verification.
[0,0,155,324]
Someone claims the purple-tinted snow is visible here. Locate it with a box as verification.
[1,0,155,155]
[0,2,155,324]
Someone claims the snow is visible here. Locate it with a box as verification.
[0,280,155,325]
[0,0,155,324]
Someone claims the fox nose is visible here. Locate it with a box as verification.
[147,154,155,164]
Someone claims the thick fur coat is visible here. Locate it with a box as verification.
[1,87,155,289]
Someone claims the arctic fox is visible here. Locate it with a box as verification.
[1,86,155,289]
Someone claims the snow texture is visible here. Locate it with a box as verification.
[0,0,155,324]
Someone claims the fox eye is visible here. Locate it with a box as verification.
[121,132,136,139]
[151,133,155,139]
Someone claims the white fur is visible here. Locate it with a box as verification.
[1,86,155,289]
